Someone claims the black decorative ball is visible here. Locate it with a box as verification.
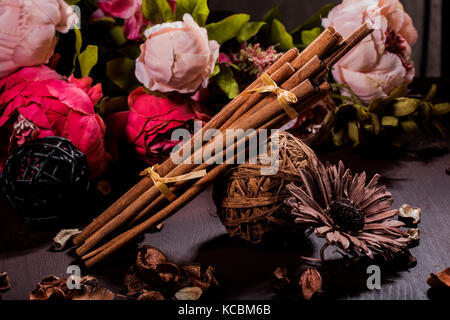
[0,137,91,224]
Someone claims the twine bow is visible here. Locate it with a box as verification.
[140,165,207,201]
[248,72,299,119]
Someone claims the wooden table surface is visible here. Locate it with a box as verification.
[1,81,449,300]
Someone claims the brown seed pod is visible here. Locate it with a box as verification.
[215,132,318,244]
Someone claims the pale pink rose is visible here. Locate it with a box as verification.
[135,14,220,94]
[0,0,78,78]
[322,0,418,104]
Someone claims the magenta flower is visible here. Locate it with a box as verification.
[126,87,210,165]
[0,66,110,177]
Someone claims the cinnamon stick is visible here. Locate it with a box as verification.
[76,55,326,257]
[83,83,331,267]
[73,48,300,246]
[76,77,316,257]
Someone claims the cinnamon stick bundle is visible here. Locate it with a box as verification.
[75,23,374,266]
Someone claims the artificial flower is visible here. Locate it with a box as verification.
[0,66,109,177]
[126,88,210,165]
[286,160,410,260]
[135,14,220,94]
[0,0,78,78]
[322,0,418,104]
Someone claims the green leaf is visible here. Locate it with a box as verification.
[72,26,82,70]
[300,27,322,46]
[348,121,360,146]
[142,0,174,24]
[106,58,140,93]
[332,128,348,147]
[65,0,80,4]
[236,22,266,42]
[262,5,282,24]
[291,3,335,42]
[270,19,294,50]
[109,25,127,46]
[78,45,98,78]
[389,98,420,117]
[118,45,141,60]
[209,64,220,78]
[323,110,336,130]
[216,67,239,99]
[368,97,388,115]
[369,113,381,135]
[89,17,116,26]
[418,101,432,122]
[431,103,450,116]
[400,119,420,135]
[97,96,129,115]
[206,14,250,44]
[431,120,447,138]
[425,84,438,101]
[175,0,209,26]
[382,116,399,127]
[387,82,407,100]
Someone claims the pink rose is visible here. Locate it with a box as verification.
[0,66,110,177]
[0,0,78,78]
[323,0,418,104]
[126,88,210,164]
[135,14,220,94]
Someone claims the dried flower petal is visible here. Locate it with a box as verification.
[30,274,114,300]
[0,272,11,291]
[274,267,290,284]
[427,268,450,289]
[136,246,168,271]
[398,204,421,225]
[175,287,203,301]
[96,180,112,196]
[299,268,322,300]
[137,291,165,300]
[407,228,420,246]
[52,229,81,251]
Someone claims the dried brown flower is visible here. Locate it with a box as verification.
[52,229,81,251]
[299,269,322,300]
[286,160,410,260]
[0,272,11,292]
[427,268,450,289]
[124,246,218,300]
[175,287,203,300]
[398,204,421,225]
[30,275,115,300]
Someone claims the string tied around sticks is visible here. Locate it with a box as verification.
[247,72,299,119]
[140,165,207,201]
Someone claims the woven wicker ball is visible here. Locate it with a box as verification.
[215,132,318,244]
[0,137,91,224]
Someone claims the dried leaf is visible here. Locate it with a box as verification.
[30,275,115,300]
[274,266,290,283]
[136,246,168,272]
[299,268,322,300]
[407,228,420,242]
[52,229,81,251]
[0,272,11,291]
[427,268,450,289]
[398,204,421,225]
[96,180,112,196]
[137,291,165,300]
[175,287,203,300]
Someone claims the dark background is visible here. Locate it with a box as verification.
[209,0,446,78]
